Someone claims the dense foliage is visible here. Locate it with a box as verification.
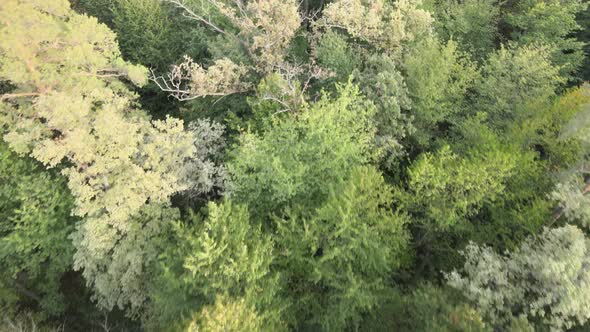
[1,0,590,331]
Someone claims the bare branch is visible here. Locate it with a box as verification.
[165,0,230,36]
[272,108,291,116]
[14,280,42,303]
[149,57,251,101]
[261,95,292,110]
[0,92,41,101]
[249,61,332,115]
[234,0,248,18]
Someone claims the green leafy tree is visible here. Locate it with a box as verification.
[70,0,117,24]
[550,85,590,229]
[111,0,206,70]
[1,0,588,329]
[504,0,589,81]
[398,145,517,229]
[474,44,562,129]
[353,53,413,169]
[314,30,360,81]
[396,137,521,275]
[73,0,207,69]
[403,37,479,147]
[315,35,414,170]
[574,6,590,81]
[186,295,264,332]
[229,82,410,330]
[426,0,499,60]
[228,82,378,220]
[362,284,490,332]
[0,142,76,316]
[507,86,590,169]
[447,114,553,253]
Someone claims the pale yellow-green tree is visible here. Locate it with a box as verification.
[186,295,263,332]
[0,0,215,313]
[317,0,433,57]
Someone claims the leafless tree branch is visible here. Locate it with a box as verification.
[0,92,41,101]
[165,0,230,36]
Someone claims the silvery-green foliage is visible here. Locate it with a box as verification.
[552,170,590,228]
[182,119,229,197]
[511,225,590,330]
[551,94,590,229]
[562,104,590,146]
[318,0,433,57]
[448,225,590,331]
[446,243,518,324]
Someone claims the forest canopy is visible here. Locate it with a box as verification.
[1,0,590,331]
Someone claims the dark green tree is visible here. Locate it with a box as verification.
[0,142,76,316]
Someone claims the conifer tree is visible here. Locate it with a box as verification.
[276,166,409,330]
[145,201,284,330]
